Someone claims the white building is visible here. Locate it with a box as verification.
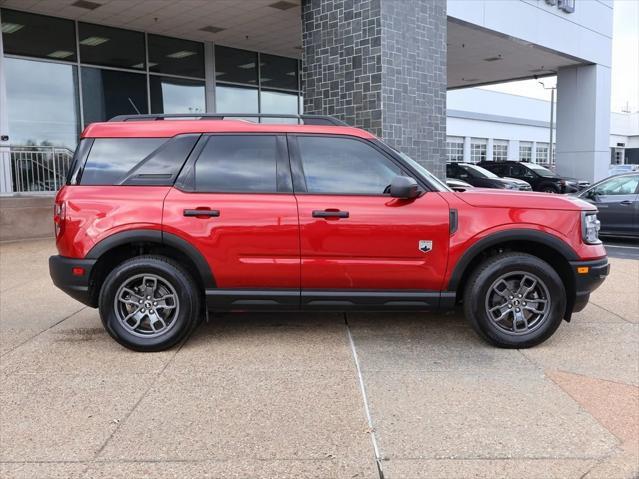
[446,88,639,167]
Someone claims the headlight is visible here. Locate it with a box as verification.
[582,211,601,245]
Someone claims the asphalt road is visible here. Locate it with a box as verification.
[603,238,639,260]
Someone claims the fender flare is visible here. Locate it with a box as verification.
[447,229,579,291]
[86,229,215,288]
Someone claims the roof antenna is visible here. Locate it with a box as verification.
[127,97,141,114]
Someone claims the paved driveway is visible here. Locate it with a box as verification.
[1,239,637,479]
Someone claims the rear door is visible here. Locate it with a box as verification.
[584,174,639,236]
[163,134,300,309]
[290,134,450,310]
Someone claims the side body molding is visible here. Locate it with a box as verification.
[447,229,579,291]
[85,229,215,288]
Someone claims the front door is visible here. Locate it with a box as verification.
[584,174,639,236]
[290,135,450,310]
[163,134,300,309]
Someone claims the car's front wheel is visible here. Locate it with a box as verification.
[463,252,566,348]
[99,255,201,352]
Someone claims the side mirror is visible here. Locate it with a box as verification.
[586,189,599,200]
[390,175,421,199]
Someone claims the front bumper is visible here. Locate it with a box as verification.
[569,257,610,313]
[49,255,97,307]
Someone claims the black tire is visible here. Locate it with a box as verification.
[463,252,566,348]
[99,255,201,352]
[540,183,560,194]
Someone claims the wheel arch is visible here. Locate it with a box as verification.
[85,229,215,306]
[448,229,578,319]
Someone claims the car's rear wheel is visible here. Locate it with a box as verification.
[463,252,565,348]
[99,255,201,351]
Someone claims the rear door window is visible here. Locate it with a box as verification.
[193,135,287,193]
[80,138,166,185]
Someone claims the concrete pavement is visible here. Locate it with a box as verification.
[0,239,637,479]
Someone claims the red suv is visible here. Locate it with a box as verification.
[50,114,609,351]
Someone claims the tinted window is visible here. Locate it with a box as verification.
[81,67,148,124]
[148,34,205,78]
[260,54,298,90]
[1,9,76,61]
[215,46,258,85]
[195,136,279,192]
[80,138,166,185]
[297,137,401,195]
[79,23,145,70]
[595,175,639,196]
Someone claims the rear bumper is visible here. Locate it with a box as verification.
[569,257,610,313]
[49,255,97,307]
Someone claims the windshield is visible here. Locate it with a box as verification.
[458,163,499,179]
[525,163,557,177]
[395,150,451,192]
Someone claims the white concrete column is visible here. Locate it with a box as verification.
[531,141,537,164]
[463,136,471,163]
[556,64,611,182]
[508,140,520,161]
[0,9,13,194]
[486,138,494,162]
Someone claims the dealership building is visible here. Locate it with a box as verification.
[0,0,614,201]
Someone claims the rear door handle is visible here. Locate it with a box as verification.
[619,200,633,206]
[183,208,220,218]
[312,209,349,218]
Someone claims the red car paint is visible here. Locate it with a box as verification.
[53,119,606,306]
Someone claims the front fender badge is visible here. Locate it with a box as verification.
[419,240,433,253]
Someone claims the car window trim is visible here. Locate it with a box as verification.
[287,133,431,197]
[174,132,293,195]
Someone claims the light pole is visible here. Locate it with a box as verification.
[538,81,556,165]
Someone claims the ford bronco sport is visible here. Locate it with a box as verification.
[50,114,609,352]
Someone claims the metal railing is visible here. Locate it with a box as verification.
[9,146,74,193]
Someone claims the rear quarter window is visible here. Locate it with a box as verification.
[80,138,166,185]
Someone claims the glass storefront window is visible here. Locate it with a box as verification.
[1,8,76,61]
[215,46,258,85]
[215,85,258,113]
[5,57,79,149]
[148,34,205,78]
[81,67,148,125]
[260,90,298,122]
[260,54,298,91]
[79,22,145,70]
[150,76,206,114]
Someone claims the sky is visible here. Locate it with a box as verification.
[481,0,639,113]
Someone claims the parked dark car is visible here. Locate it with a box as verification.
[446,177,474,191]
[576,172,639,238]
[446,162,531,190]
[478,161,586,193]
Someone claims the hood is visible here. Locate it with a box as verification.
[455,189,595,211]
[500,177,530,186]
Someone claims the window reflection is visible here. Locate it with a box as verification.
[215,46,258,85]
[79,22,145,70]
[148,34,205,78]
[215,85,258,113]
[5,57,79,149]
[150,76,205,114]
[260,54,298,90]
[82,67,148,124]
[1,8,76,61]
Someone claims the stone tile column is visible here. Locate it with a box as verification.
[301,0,447,178]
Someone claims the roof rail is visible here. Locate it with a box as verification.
[108,113,348,126]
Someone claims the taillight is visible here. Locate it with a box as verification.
[54,201,66,237]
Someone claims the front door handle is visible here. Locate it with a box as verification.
[183,208,220,218]
[312,209,349,219]
[619,200,633,206]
